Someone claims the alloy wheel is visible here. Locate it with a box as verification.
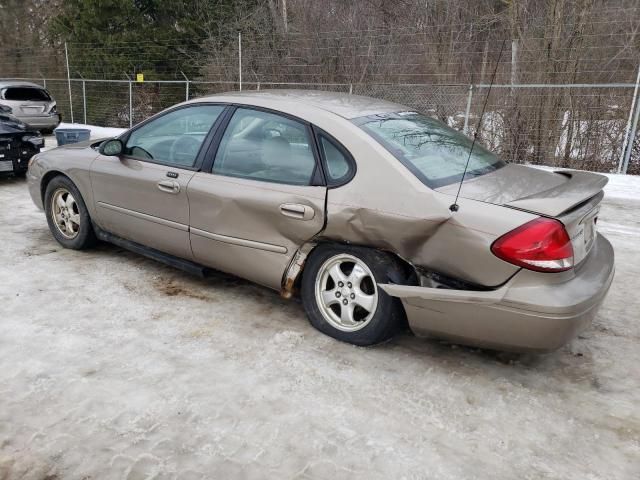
[314,253,379,332]
[51,188,81,239]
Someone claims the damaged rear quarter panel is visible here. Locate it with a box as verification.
[415,195,538,286]
[319,122,538,287]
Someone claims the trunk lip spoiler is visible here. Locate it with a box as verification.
[504,169,608,217]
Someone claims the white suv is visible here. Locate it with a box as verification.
[0,81,61,133]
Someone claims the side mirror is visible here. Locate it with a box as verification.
[99,138,123,156]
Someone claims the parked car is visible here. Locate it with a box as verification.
[0,81,61,132]
[26,91,614,352]
[0,109,44,176]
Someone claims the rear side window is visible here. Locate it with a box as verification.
[213,108,317,186]
[3,87,51,101]
[318,134,354,186]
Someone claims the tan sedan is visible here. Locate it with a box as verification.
[27,90,614,352]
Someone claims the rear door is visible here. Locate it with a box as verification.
[90,104,226,259]
[188,106,327,289]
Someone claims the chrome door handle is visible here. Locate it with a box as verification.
[279,203,315,220]
[157,180,180,194]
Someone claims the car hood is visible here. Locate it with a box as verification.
[0,113,30,133]
[435,163,608,217]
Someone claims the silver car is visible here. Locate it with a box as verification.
[26,90,615,352]
[0,81,61,132]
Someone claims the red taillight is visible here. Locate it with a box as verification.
[491,217,574,272]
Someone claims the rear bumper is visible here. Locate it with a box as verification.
[17,114,61,130]
[380,234,615,352]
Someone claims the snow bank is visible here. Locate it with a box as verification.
[601,173,640,201]
[55,122,126,139]
[528,165,639,202]
[42,123,127,151]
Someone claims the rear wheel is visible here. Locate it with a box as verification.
[301,245,405,346]
[44,176,96,249]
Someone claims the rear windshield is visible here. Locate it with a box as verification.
[354,112,505,188]
[2,87,51,101]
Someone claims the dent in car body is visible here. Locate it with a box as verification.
[379,234,614,351]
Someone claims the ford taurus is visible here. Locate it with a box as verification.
[26,90,615,352]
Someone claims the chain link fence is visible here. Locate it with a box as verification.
[3,77,639,175]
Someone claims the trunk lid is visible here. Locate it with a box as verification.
[19,102,48,115]
[435,163,607,217]
[436,163,607,267]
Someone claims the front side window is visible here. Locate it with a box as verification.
[3,87,51,101]
[124,105,224,168]
[213,108,317,185]
[355,112,505,188]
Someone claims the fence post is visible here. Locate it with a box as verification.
[463,84,474,135]
[349,83,353,94]
[180,71,189,101]
[64,42,74,123]
[82,79,87,124]
[238,31,242,91]
[129,80,133,128]
[622,92,640,174]
[619,63,640,173]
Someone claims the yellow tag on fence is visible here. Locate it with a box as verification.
[136,73,144,83]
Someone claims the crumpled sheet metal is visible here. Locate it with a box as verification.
[321,201,448,262]
[321,192,531,287]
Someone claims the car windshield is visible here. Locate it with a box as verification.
[0,113,27,133]
[354,112,505,188]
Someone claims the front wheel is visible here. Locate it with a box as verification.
[301,245,405,346]
[44,175,96,249]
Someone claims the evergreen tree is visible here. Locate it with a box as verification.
[48,0,243,80]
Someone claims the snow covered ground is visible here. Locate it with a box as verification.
[1,171,639,479]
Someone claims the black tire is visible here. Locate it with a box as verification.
[301,244,406,346]
[44,175,97,249]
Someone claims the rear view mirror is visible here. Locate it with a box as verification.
[100,138,123,156]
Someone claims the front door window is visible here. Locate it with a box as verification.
[124,105,224,168]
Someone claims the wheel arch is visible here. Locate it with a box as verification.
[281,239,418,299]
[40,170,70,204]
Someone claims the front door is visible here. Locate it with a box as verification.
[91,104,226,259]
[188,107,327,289]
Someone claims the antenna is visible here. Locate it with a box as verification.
[449,39,507,213]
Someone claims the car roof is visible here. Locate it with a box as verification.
[0,80,48,90]
[191,89,407,120]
